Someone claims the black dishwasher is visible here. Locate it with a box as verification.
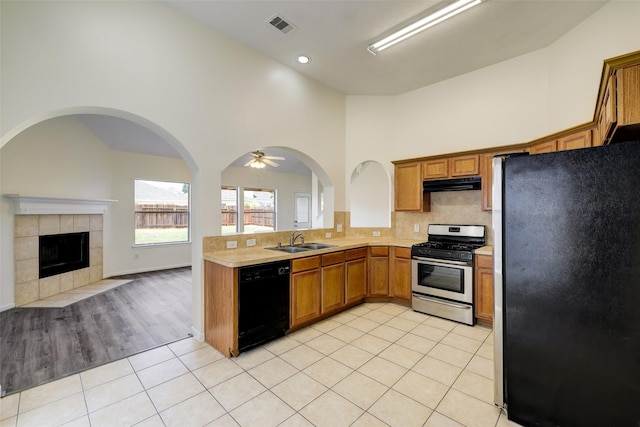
[238,260,290,352]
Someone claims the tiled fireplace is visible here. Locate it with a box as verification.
[14,214,104,306]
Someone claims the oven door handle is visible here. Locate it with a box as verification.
[412,257,470,267]
[413,294,472,310]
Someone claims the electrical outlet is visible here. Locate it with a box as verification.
[414,224,420,232]
[373,231,381,237]
[325,232,332,238]
[337,224,343,232]
[226,240,238,249]
[246,238,256,247]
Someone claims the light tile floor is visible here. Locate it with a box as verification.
[0,302,523,427]
[19,279,132,308]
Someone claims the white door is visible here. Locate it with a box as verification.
[294,193,311,229]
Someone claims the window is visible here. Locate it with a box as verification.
[244,188,275,233]
[221,187,276,234]
[221,186,238,235]
[134,180,190,245]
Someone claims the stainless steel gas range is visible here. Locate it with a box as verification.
[411,224,486,326]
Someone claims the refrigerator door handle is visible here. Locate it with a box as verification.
[412,294,471,310]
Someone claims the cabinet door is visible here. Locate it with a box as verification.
[449,155,480,177]
[291,269,320,327]
[558,129,592,151]
[617,64,640,127]
[422,159,448,179]
[529,140,557,155]
[474,255,494,323]
[395,162,425,212]
[391,248,411,301]
[322,263,345,314]
[597,74,617,145]
[481,148,525,211]
[368,250,389,297]
[345,258,367,304]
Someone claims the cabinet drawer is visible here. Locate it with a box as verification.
[291,256,320,273]
[394,247,411,259]
[346,247,368,261]
[322,251,345,266]
[476,254,493,269]
[370,246,389,257]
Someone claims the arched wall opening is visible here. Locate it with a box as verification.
[0,107,204,338]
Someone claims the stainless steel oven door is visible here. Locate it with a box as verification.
[411,257,473,304]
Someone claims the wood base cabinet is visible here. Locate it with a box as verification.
[390,247,411,301]
[290,256,321,328]
[475,254,494,325]
[204,260,238,357]
[368,247,389,296]
[321,252,345,314]
[345,247,367,304]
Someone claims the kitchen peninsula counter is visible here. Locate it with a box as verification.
[204,237,423,268]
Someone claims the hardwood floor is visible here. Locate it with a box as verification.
[0,267,192,395]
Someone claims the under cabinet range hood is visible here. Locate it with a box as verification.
[423,176,481,192]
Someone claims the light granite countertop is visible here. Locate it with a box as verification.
[475,245,493,256]
[203,237,424,268]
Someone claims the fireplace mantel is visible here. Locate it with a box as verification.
[3,194,118,215]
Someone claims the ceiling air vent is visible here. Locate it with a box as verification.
[268,14,296,34]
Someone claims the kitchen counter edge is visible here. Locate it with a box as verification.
[203,238,423,268]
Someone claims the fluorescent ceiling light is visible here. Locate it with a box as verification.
[368,0,482,55]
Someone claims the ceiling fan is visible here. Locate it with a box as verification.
[244,150,285,169]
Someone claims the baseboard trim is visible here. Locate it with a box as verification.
[191,326,204,342]
[0,303,16,312]
[106,263,192,278]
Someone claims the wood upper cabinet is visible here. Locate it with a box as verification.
[557,129,592,151]
[474,254,494,324]
[423,155,480,180]
[345,247,367,305]
[395,162,429,212]
[597,74,617,145]
[617,64,640,127]
[450,154,480,177]
[290,256,321,328]
[368,246,389,296]
[529,140,557,154]
[390,247,411,301]
[321,252,345,314]
[481,148,525,211]
[422,159,448,179]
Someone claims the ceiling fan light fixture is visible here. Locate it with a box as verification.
[368,0,482,55]
[250,160,266,169]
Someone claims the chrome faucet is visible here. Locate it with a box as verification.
[290,231,305,246]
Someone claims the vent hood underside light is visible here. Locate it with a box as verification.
[368,0,482,55]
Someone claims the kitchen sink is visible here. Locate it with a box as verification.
[266,246,311,253]
[266,242,337,253]
[299,242,338,250]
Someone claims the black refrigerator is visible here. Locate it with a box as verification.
[492,141,640,427]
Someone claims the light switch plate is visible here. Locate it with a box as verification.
[226,240,238,249]
[246,238,256,247]
[337,224,343,232]
[414,224,420,232]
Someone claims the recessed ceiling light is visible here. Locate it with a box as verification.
[297,55,311,64]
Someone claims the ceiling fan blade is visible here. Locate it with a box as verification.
[263,158,279,167]
[265,155,285,160]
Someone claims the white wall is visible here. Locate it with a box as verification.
[0,1,345,336]
[221,166,312,232]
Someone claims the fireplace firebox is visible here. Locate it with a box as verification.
[39,232,90,279]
